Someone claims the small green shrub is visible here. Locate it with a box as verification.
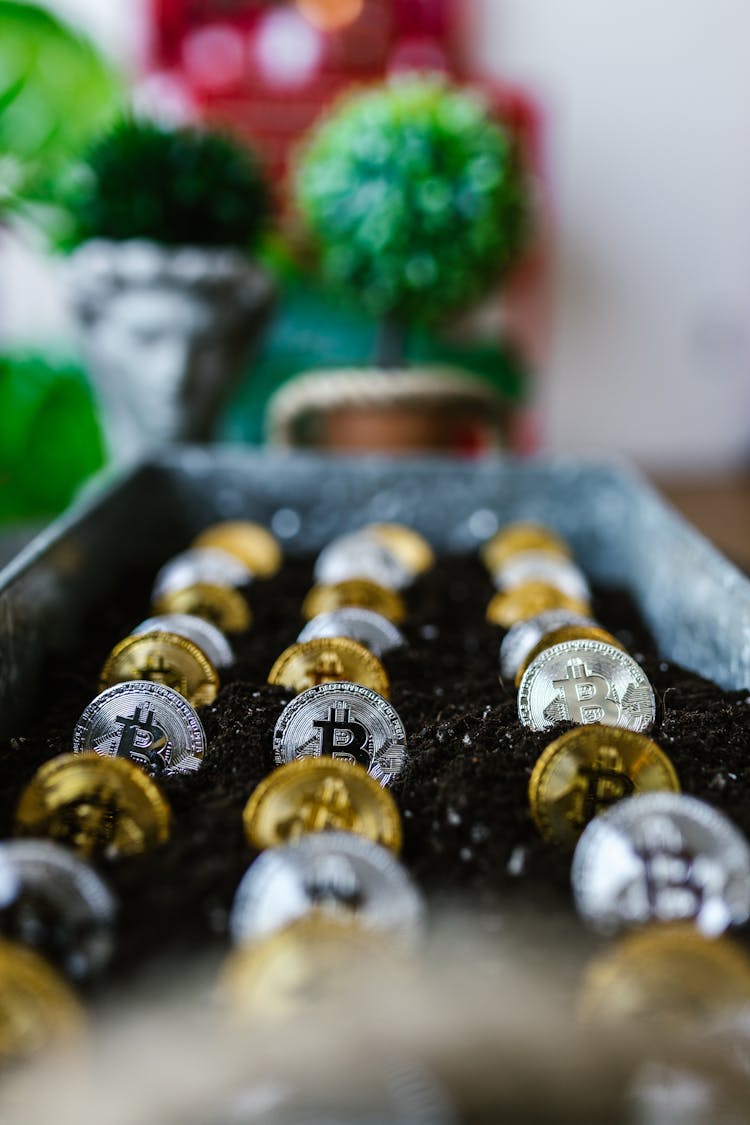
[62,118,269,250]
[295,75,530,330]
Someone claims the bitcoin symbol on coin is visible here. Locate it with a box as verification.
[280,777,360,841]
[637,816,704,919]
[113,705,169,771]
[303,854,364,913]
[135,655,185,695]
[302,653,346,690]
[51,788,120,855]
[569,745,635,828]
[313,706,370,770]
[553,660,620,725]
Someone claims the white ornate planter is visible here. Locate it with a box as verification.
[68,239,273,463]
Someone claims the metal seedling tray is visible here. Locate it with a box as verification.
[1,447,749,739]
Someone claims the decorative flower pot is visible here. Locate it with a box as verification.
[266,366,511,453]
[68,239,273,463]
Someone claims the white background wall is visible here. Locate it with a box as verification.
[4,0,750,472]
[475,0,750,471]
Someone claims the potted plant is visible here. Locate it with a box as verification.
[62,119,272,463]
[268,73,531,452]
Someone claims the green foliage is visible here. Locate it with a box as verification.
[61,119,270,251]
[295,75,530,325]
[0,353,104,523]
[0,1,120,222]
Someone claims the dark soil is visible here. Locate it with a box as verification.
[2,555,749,976]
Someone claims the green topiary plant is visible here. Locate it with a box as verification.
[295,74,530,367]
[61,118,269,251]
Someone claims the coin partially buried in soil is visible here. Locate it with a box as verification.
[229,832,424,947]
[243,757,402,854]
[273,681,407,787]
[73,681,206,776]
[528,726,679,849]
[572,792,750,936]
[517,639,656,733]
[16,753,171,859]
[100,631,219,709]
[268,637,390,698]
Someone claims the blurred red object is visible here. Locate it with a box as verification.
[146,0,543,181]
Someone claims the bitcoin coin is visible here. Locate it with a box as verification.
[493,550,590,603]
[481,522,571,572]
[16,753,171,859]
[132,613,234,670]
[528,726,680,849]
[152,547,253,600]
[273,681,407,787]
[193,520,282,579]
[0,939,84,1060]
[0,840,115,981]
[222,915,391,1023]
[229,831,424,947]
[243,758,402,853]
[499,609,596,683]
[367,523,434,576]
[579,925,750,1032]
[515,624,624,687]
[153,582,252,634]
[517,638,655,732]
[297,607,405,658]
[314,532,412,590]
[268,637,390,698]
[73,681,206,775]
[487,582,591,629]
[572,792,750,936]
[302,580,406,624]
[100,630,219,708]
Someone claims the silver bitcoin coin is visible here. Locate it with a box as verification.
[572,792,750,936]
[0,839,116,980]
[73,681,206,775]
[229,831,424,947]
[152,547,252,599]
[499,608,597,682]
[493,550,591,602]
[131,612,234,669]
[314,531,412,590]
[297,607,405,658]
[517,639,656,732]
[273,681,407,787]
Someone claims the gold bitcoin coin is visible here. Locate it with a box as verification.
[367,523,434,576]
[486,582,591,628]
[515,625,624,686]
[481,521,572,572]
[0,939,84,1060]
[579,925,750,1032]
[153,582,252,634]
[99,631,219,708]
[222,916,390,1023]
[302,579,406,624]
[268,637,390,698]
[15,753,171,859]
[243,757,402,853]
[193,520,282,579]
[529,725,679,850]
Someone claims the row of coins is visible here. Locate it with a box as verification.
[225,525,435,995]
[482,520,750,1034]
[483,521,658,733]
[0,521,282,1060]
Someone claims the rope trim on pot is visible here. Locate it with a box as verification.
[266,366,509,447]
